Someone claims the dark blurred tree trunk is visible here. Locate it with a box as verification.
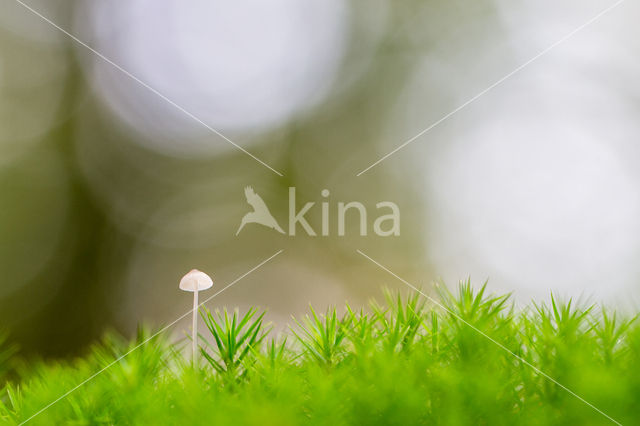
[3,42,133,358]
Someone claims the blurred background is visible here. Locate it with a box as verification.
[1,0,640,357]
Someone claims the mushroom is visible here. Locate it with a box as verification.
[179,269,213,366]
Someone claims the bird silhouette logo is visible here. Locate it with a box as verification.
[236,186,285,236]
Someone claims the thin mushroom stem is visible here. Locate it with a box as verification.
[192,287,198,368]
[179,269,212,368]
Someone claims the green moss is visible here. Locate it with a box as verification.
[1,283,637,425]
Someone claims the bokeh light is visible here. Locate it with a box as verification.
[75,0,349,156]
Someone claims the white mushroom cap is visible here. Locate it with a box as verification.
[179,269,213,292]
